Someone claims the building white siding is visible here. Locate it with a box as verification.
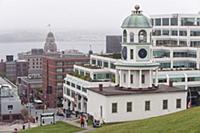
[88,90,187,123]
[1,97,22,115]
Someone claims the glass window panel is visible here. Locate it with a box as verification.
[171,18,178,26]
[162,18,169,26]
[155,18,161,26]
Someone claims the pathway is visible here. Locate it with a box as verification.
[63,119,95,133]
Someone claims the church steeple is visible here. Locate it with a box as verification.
[44,31,57,53]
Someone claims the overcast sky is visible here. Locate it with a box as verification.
[0,0,199,31]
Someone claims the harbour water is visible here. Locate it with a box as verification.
[0,40,105,60]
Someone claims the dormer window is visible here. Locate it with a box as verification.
[123,30,127,43]
[130,32,134,42]
[139,30,147,43]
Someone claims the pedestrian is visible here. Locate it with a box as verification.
[80,115,84,128]
[84,115,88,128]
[36,116,38,122]
[22,124,26,130]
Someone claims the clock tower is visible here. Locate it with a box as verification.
[115,5,159,89]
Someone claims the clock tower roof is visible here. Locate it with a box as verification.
[121,5,152,28]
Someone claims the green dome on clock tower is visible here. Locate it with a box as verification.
[121,5,152,28]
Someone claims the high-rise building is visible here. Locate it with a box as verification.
[3,55,28,83]
[0,59,6,77]
[43,51,89,108]
[18,74,42,104]
[18,49,44,75]
[106,36,122,53]
[151,14,200,47]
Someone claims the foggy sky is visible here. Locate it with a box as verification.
[0,0,199,31]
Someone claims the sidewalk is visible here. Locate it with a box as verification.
[63,119,95,133]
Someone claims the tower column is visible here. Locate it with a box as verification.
[128,70,131,88]
[149,70,152,87]
[139,70,142,88]
[115,70,119,85]
[119,70,122,87]
[155,69,158,86]
[81,96,85,112]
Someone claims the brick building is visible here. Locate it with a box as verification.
[0,55,29,83]
[0,59,6,77]
[42,52,89,108]
[18,74,42,104]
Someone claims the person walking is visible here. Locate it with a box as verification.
[84,115,88,128]
[36,116,38,122]
[80,115,84,128]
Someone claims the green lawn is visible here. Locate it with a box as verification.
[90,107,200,133]
[20,121,83,133]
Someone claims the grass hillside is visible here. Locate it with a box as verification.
[91,107,200,133]
[20,121,83,133]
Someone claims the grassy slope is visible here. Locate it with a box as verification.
[91,107,200,133]
[20,121,83,133]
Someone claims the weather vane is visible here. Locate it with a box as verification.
[48,24,51,32]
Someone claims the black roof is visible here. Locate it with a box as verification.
[88,84,187,96]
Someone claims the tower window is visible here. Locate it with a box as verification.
[130,49,134,59]
[142,74,145,84]
[130,32,134,42]
[123,30,127,43]
[139,30,147,43]
[124,73,126,83]
[130,74,133,84]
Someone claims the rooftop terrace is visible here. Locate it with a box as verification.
[88,84,186,96]
[76,64,102,69]
[97,53,121,59]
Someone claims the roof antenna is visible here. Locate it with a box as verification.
[88,44,93,55]
[89,44,92,51]
[48,24,51,32]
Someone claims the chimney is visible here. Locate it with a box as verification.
[99,84,103,91]
[169,80,173,87]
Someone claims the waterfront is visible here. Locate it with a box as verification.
[0,40,105,60]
